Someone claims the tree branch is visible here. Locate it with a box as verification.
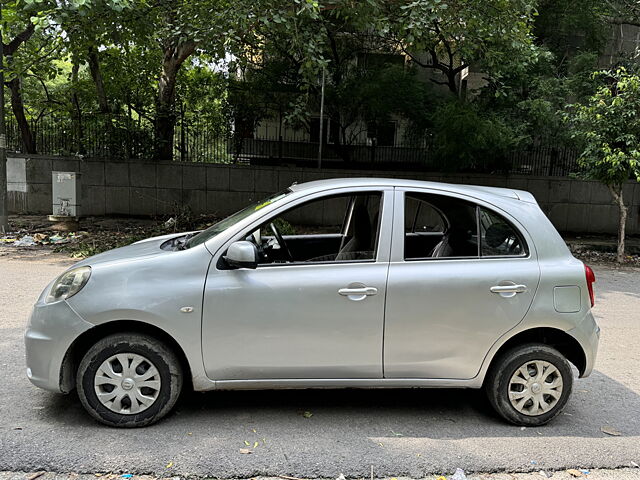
[4,22,36,56]
[608,16,640,27]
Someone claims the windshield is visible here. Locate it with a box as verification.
[186,189,292,248]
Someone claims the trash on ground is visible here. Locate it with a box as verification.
[450,468,467,480]
[600,425,622,436]
[567,469,584,477]
[239,448,252,454]
[14,235,36,246]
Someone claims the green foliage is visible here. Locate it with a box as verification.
[430,99,526,171]
[3,0,640,166]
[534,0,609,60]
[381,0,540,87]
[566,68,640,188]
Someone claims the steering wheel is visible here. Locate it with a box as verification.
[269,221,294,262]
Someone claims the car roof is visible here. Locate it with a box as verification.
[288,177,538,204]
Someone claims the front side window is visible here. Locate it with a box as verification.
[244,192,382,265]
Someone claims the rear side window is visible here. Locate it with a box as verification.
[478,208,526,257]
[405,196,446,233]
[403,192,527,260]
[404,193,477,259]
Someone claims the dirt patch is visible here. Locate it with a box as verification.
[2,212,219,259]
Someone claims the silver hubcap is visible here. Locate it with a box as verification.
[508,360,563,416]
[94,353,161,415]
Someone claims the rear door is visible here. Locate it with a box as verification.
[384,188,540,379]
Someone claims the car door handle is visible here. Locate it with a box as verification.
[338,287,378,296]
[490,284,527,294]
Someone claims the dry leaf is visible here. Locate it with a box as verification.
[567,469,584,477]
[239,448,252,454]
[244,440,251,446]
[601,426,622,436]
[253,441,259,448]
[303,411,313,418]
[166,462,173,469]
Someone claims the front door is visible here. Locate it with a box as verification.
[384,189,541,379]
[202,188,393,380]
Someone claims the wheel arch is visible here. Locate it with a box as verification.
[60,320,192,393]
[482,327,587,385]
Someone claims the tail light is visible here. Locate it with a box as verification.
[585,264,596,307]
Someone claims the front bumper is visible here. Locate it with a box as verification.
[567,310,600,378]
[25,300,93,393]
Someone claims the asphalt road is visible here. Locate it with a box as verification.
[1,251,639,478]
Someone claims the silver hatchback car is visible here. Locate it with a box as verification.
[25,178,599,427]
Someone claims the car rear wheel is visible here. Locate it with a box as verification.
[76,333,183,427]
[485,344,573,426]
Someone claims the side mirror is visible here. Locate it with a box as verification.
[224,241,258,269]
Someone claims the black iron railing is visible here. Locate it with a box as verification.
[5,114,579,176]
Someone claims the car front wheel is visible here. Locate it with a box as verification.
[76,333,183,427]
[485,344,573,426]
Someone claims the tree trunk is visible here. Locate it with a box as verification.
[70,61,85,155]
[88,46,110,115]
[609,184,628,263]
[8,77,36,154]
[153,42,195,161]
[87,45,113,154]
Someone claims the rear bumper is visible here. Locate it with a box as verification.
[25,300,93,393]
[567,310,600,378]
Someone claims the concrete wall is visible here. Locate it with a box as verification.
[7,154,640,235]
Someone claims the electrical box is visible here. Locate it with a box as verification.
[52,171,81,217]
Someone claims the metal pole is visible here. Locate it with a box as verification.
[317,67,326,169]
[0,2,8,233]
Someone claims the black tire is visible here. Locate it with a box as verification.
[484,343,573,426]
[77,333,183,427]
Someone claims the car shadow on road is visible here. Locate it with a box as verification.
[32,367,637,440]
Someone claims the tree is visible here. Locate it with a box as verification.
[2,2,39,153]
[566,67,640,263]
[379,0,539,95]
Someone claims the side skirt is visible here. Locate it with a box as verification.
[192,377,484,392]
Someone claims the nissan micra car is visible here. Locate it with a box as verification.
[25,178,599,427]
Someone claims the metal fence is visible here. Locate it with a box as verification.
[5,114,579,176]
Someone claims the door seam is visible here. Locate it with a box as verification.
[381,188,396,379]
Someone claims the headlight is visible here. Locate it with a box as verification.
[46,266,92,304]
